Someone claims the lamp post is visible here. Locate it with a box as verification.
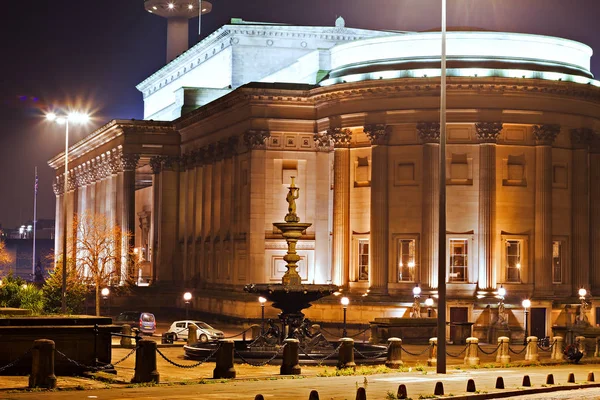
[259,296,267,334]
[522,299,531,345]
[578,287,588,325]
[101,287,110,316]
[425,296,434,318]
[412,284,422,318]
[46,111,89,314]
[183,292,192,319]
[341,296,349,337]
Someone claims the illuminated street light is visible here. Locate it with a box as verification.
[341,296,350,337]
[259,296,267,334]
[522,299,531,345]
[46,111,90,314]
[101,287,110,316]
[425,296,434,318]
[183,291,192,319]
[412,284,422,318]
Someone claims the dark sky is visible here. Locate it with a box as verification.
[0,0,599,229]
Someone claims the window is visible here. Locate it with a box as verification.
[449,239,468,282]
[397,239,416,282]
[358,239,369,281]
[553,241,562,284]
[506,240,522,282]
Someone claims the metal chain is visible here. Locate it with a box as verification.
[319,327,343,338]
[0,348,32,373]
[298,343,342,364]
[111,347,137,366]
[56,349,96,369]
[445,344,469,358]
[354,347,388,360]
[477,343,502,355]
[234,345,284,367]
[508,344,529,355]
[349,327,371,339]
[537,340,556,352]
[224,327,253,339]
[156,344,221,369]
[401,344,432,357]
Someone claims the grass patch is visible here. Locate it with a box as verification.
[316,365,396,377]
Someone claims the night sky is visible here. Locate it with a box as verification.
[0,0,599,229]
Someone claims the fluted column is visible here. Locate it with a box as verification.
[52,180,63,260]
[418,123,440,288]
[571,128,593,294]
[590,134,600,292]
[476,122,502,289]
[329,128,352,287]
[533,125,559,297]
[365,125,389,295]
[121,153,139,283]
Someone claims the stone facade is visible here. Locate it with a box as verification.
[49,19,600,342]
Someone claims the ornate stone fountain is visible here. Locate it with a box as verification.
[244,177,338,338]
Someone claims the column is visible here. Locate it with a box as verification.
[211,144,223,282]
[192,149,205,283]
[329,128,352,287]
[244,130,270,283]
[533,125,560,297]
[313,133,334,284]
[590,135,600,293]
[571,128,592,294]
[475,122,502,289]
[418,123,440,288]
[365,124,389,295]
[53,178,63,260]
[121,153,139,284]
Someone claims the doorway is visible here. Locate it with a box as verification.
[530,308,546,339]
[450,307,469,344]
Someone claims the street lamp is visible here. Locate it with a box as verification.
[258,296,267,334]
[341,296,350,337]
[412,284,422,318]
[183,292,192,319]
[522,299,531,345]
[46,111,90,314]
[425,296,434,318]
[101,287,110,316]
[578,287,589,325]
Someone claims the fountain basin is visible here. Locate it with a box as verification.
[244,283,338,316]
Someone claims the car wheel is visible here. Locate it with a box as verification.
[199,334,209,343]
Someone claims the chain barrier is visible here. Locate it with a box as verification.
[234,345,284,367]
[400,344,432,357]
[477,343,502,355]
[56,349,100,370]
[0,348,32,374]
[223,327,253,339]
[537,341,556,352]
[111,346,138,366]
[318,326,370,340]
[445,344,469,358]
[318,327,343,338]
[354,347,388,360]
[156,343,221,369]
[298,343,342,364]
[508,342,529,355]
[349,327,371,339]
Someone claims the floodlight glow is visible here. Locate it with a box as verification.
[152,6,157,10]
[101,287,109,297]
[425,297,434,307]
[188,4,193,9]
[168,3,174,9]
[413,285,421,296]
[46,113,57,121]
[498,286,506,297]
[408,261,415,268]
[341,297,350,307]
[522,299,531,309]
[202,8,207,11]
[183,292,192,301]
[579,288,587,298]
[258,296,267,304]
[68,112,89,124]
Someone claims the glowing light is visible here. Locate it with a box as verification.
[497,285,506,298]
[579,288,587,298]
[46,113,57,121]
[201,8,207,12]
[341,297,350,307]
[522,299,531,309]
[168,3,175,9]
[183,292,192,302]
[188,4,193,9]
[68,112,89,123]
[425,297,434,307]
[56,117,66,125]
[152,6,157,10]
[101,287,109,297]
[258,296,267,304]
[516,263,521,269]
[408,261,415,268]
[413,284,421,297]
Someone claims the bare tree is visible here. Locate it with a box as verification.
[0,237,12,270]
[72,212,131,316]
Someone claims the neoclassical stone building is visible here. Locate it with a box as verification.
[49,17,600,341]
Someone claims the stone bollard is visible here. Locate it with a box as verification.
[337,338,356,370]
[385,338,403,369]
[280,338,301,375]
[28,339,57,389]
[131,339,160,383]
[524,336,539,362]
[589,372,595,382]
[213,340,236,379]
[551,337,564,361]
[568,372,575,383]
[120,324,133,347]
[522,375,531,387]
[397,384,408,399]
[251,324,262,340]
[308,389,320,400]
[464,337,480,366]
[427,337,437,366]
[188,323,198,346]
[595,337,600,357]
[254,395,265,400]
[496,336,511,364]
[466,379,476,392]
[434,381,444,396]
[546,374,554,385]
[495,376,505,389]
[576,336,587,356]
[355,387,367,400]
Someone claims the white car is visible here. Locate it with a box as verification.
[167,320,225,343]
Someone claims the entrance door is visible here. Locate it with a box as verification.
[530,308,546,339]
[450,307,469,344]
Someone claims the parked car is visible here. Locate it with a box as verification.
[167,320,224,342]
[115,311,156,335]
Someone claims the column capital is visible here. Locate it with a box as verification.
[475,122,503,143]
[327,127,352,148]
[313,132,333,152]
[161,155,180,171]
[121,153,140,171]
[149,156,162,174]
[364,124,389,145]
[243,129,270,150]
[416,122,440,143]
[533,124,560,145]
[570,128,597,148]
[221,136,239,159]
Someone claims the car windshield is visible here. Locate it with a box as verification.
[192,322,213,330]
[116,312,139,321]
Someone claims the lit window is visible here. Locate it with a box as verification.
[506,240,521,282]
[553,241,562,284]
[398,239,416,282]
[358,239,369,281]
[449,239,468,282]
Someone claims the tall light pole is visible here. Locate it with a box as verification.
[101,287,110,316]
[522,299,531,345]
[425,296,434,318]
[259,296,267,334]
[437,0,448,374]
[341,296,350,337]
[46,111,89,314]
[183,292,192,319]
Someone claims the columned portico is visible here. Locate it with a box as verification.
[591,138,600,293]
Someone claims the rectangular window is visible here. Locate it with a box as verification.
[449,239,468,282]
[553,241,562,284]
[397,239,416,282]
[358,239,369,281]
[506,240,522,282]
